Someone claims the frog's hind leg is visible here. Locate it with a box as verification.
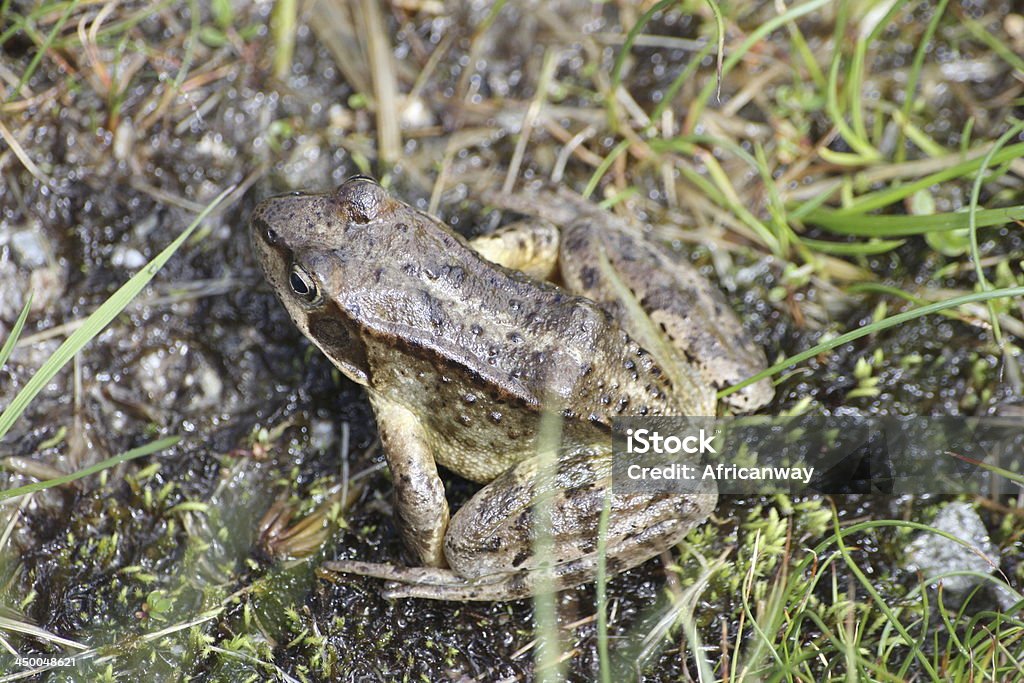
[468,221,560,281]
[559,221,774,413]
[326,445,715,601]
[439,447,715,600]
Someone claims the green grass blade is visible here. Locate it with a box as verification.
[718,285,1024,400]
[532,408,566,683]
[844,283,971,324]
[174,0,200,89]
[754,143,798,257]
[595,489,612,683]
[270,0,297,80]
[783,16,826,89]
[967,119,1024,346]
[790,181,840,220]
[651,136,782,253]
[0,185,234,440]
[649,38,715,126]
[0,437,178,502]
[832,142,1024,214]
[823,0,880,162]
[583,139,629,198]
[798,236,905,255]
[610,0,673,92]
[0,294,33,371]
[895,0,950,163]
[704,0,724,100]
[0,614,87,650]
[47,0,178,50]
[891,108,949,158]
[803,204,1024,237]
[5,0,79,103]
[848,0,906,154]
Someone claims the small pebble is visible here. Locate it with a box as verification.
[905,502,997,595]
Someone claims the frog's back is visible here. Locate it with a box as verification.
[355,246,705,480]
[354,233,691,406]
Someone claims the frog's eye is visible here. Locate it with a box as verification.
[289,266,320,304]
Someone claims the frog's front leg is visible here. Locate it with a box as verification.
[327,443,715,600]
[366,393,450,568]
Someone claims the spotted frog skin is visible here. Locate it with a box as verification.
[249,177,772,600]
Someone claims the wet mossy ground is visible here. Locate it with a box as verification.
[1,1,1023,680]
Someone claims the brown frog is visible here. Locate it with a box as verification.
[249,176,772,600]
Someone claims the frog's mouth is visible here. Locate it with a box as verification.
[304,305,370,386]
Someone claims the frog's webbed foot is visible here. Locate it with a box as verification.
[468,220,560,281]
[472,186,612,280]
[323,560,529,601]
[323,558,590,601]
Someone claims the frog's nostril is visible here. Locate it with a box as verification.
[252,218,279,246]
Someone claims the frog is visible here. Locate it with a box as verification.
[249,176,773,600]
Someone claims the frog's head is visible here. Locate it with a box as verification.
[250,176,472,387]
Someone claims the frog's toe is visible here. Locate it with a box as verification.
[468,220,560,281]
[380,575,530,601]
[325,559,530,601]
[722,375,775,413]
[324,560,461,584]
